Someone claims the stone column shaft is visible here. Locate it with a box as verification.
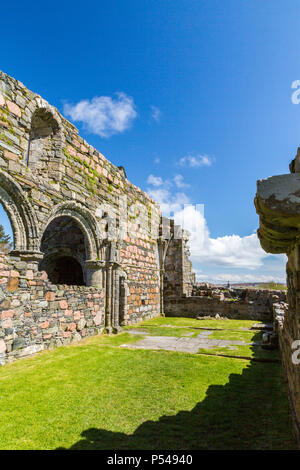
[105,263,113,333]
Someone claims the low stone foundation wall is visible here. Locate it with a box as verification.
[0,252,106,365]
[0,246,161,365]
[274,302,300,446]
[165,288,285,321]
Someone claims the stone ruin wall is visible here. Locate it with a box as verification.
[0,71,163,364]
[164,282,285,321]
[273,301,300,444]
[160,218,284,322]
[0,70,289,366]
[255,147,300,445]
[162,219,195,298]
[0,252,105,364]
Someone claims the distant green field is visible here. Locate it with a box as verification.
[258,282,286,291]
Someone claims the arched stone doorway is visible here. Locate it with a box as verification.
[40,216,87,286]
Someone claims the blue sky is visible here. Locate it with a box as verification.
[2,0,300,283]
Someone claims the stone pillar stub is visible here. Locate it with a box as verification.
[10,250,44,262]
[85,259,105,287]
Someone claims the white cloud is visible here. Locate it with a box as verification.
[63,92,137,138]
[174,205,270,269]
[147,181,279,272]
[147,173,191,213]
[178,154,214,168]
[151,105,161,122]
[147,174,164,187]
[154,157,160,164]
[147,187,190,214]
[173,174,190,188]
[147,179,285,282]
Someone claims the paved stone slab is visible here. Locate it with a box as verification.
[126,329,150,335]
[120,335,248,353]
[251,323,273,331]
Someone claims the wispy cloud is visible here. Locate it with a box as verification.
[150,105,161,122]
[174,205,283,270]
[173,174,190,188]
[147,173,190,212]
[147,173,191,211]
[147,183,285,280]
[154,157,160,165]
[147,164,284,283]
[147,173,190,190]
[178,154,214,168]
[147,187,190,214]
[63,92,137,138]
[147,174,164,187]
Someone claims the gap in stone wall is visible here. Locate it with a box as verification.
[40,216,87,286]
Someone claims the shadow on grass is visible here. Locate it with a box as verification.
[58,332,297,450]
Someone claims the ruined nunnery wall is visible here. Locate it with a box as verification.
[255,147,300,444]
[0,69,282,368]
[0,71,163,364]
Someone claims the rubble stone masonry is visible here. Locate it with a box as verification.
[255,147,300,444]
[0,70,162,364]
[165,285,285,321]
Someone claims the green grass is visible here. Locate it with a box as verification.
[205,329,280,359]
[96,331,146,346]
[124,325,201,338]
[138,316,263,330]
[197,345,280,361]
[0,317,296,450]
[208,329,261,342]
[258,282,286,291]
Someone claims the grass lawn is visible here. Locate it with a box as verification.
[136,316,262,330]
[0,317,296,450]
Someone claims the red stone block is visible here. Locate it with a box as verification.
[1,309,14,319]
[59,300,68,309]
[64,309,73,316]
[45,291,55,301]
[0,339,6,354]
[10,270,20,278]
[6,100,21,117]
[0,270,10,277]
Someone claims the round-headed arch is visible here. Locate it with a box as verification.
[0,170,39,251]
[40,202,102,260]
